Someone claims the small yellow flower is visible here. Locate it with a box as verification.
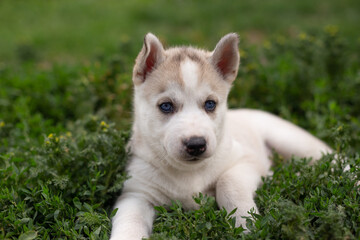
[0,121,5,127]
[81,76,90,86]
[239,49,247,59]
[324,25,338,36]
[276,36,286,45]
[55,137,59,143]
[66,132,72,137]
[45,140,51,145]
[263,40,272,50]
[100,121,109,128]
[299,32,308,40]
[245,63,258,72]
[48,133,54,139]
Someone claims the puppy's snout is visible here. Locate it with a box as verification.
[183,136,207,156]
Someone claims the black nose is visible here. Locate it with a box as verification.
[184,137,207,156]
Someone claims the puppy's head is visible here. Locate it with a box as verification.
[131,33,239,170]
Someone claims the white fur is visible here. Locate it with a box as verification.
[181,59,199,89]
[110,33,332,240]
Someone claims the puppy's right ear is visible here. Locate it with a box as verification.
[133,33,165,85]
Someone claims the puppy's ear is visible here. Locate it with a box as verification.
[133,33,165,85]
[211,33,240,83]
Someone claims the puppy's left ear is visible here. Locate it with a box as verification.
[211,33,240,83]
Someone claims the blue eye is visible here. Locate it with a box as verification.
[159,102,174,113]
[204,100,216,112]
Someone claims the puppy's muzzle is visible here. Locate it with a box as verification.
[183,136,207,157]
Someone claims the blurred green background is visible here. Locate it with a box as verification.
[1,0,359,64]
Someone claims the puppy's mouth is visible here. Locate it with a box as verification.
[182,155,207,163]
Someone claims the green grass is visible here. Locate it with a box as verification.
[1,0,360,239]
[1,0,360,63]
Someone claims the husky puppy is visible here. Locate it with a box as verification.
[110,33,331,239]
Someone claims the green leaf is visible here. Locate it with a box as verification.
[73,197,82,210]
[110,208,118,218]
[205,222,212,230]
[94,226,102,236]
[18,231,37,240]
[228,208,237,217]
[54,209,60,220]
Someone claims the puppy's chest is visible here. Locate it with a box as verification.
[157,172,217,210]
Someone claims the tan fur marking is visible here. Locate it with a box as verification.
[139,46,230,103]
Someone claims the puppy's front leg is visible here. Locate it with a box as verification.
[110,193,155,240]
[216,163,262,228]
